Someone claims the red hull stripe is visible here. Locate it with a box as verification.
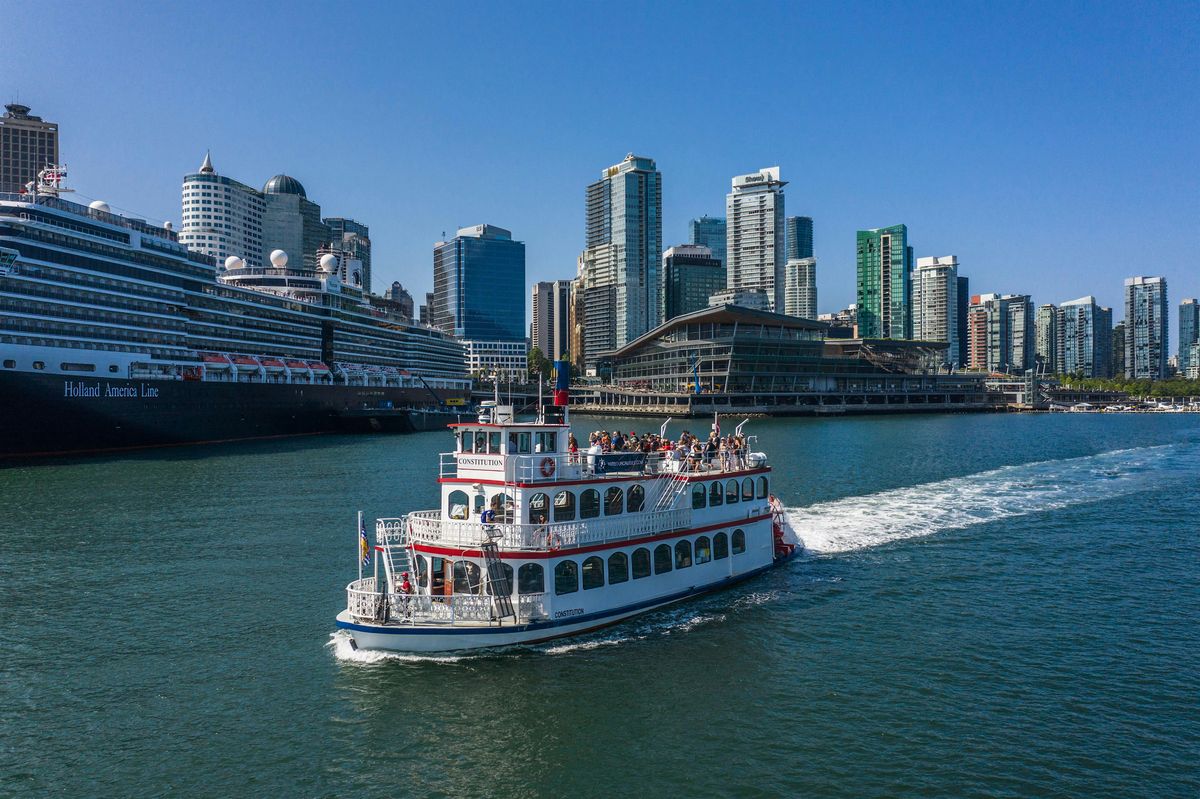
[437,465,770,488]
[411,512,773,559]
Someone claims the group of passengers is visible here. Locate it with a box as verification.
[566,429,749,472]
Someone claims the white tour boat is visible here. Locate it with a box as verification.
[335,400,800,653]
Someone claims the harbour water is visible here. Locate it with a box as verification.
[2,413,1198,797]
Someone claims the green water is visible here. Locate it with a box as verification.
[2,413,1198,798]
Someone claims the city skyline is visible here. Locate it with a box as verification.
[4,2,1197,352]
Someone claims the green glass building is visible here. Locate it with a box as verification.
[856,224,912,339]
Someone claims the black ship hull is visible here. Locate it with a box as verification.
[0,372,467,458]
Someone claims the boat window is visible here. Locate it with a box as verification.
[517,432,532,454]
[2,360,14,369]
[61,362,95,372]
[604,487,623,515]
[32,361,45,370]
[582,556,604,590]
[709,481,723,506]
[758,476,769,499]
[742,478,754,501]
[529,493,550,524]
[453,561,482,594]
[580,489,601,519]
[474,493,486,514]
[109,365,119,373]
[414,554,429,587]
[518,563,545,594]
[554,560,579,595]
[695,536,712,564]
[448,490,470,520]
[732,529,746,554]
[692,483,707,509]
[714,532,729,559]
[489,493,514,522]
[654,544,673,574]
[486,563,514,596]
[632,548,651,579]
[474,431,488,452]
[675,540,692,569]
[726,479,739,504]
[608,552,629,584]
[460,432,473,453]
[627,484,645,513]
[553,490,576,522]
[488,432,502,453]
[535,431,557,453]
[431,557,449,595]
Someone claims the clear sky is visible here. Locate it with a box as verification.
[4,1,1197,344]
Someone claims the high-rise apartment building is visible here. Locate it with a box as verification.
[956,275,970,367]
[662,245,725,322]
[966,293,1034,372]
[262,174,329,273]
[1179,298,1200,377]
[726,167,786,310]
[531,280,572,362]
[433,224,526,378]
[1035,303,1060,374]
[1061,296,1112,378]
[180,152,266,267]
[325,218,371,293]
[1123,276,1168,379]
[782,257,818,320]
[0,103,58,194]
[911,256,959,365]
[419,292,435,326]
[577,153,662,365]
[785,216,814,260]
[388,281,415,322]
[856,224,912,339]
[688,216,726,266]
[1111,322,1127,379]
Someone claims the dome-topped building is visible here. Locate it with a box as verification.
[263,174,306,198]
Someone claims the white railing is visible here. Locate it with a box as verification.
[441,449,761,483]
[345,577,549,626]
[405,506,693,551]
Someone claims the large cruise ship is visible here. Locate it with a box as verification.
[0,167,470,457]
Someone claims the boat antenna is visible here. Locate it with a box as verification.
[537,371,543,423]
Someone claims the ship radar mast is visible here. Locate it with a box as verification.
[26,164,73,198]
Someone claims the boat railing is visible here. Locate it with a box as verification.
[405,506,693,551]
[346,576,550,626]
[442,448,761,483]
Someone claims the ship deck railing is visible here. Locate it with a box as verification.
[346,576,549,627]
[440,449,763,483]
[400,506,694,552]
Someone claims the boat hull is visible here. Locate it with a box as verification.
[335,554,795,653]
[0,370,465,458]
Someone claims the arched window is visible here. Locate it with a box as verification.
[692,483,707,509]
[627,484,645,513]
[726,479,739,504]
[714,532,729,559]
[608,552,629,584]
[414,553,429,587]
[453,561,482,594]
[695,536,711,564]
[431,557,448,594]
[582,556,605,589]
[732,529,746,554]
[709,482,723,506]
[632,548,651,579]
[553,490,576,522]
[486,563,514,596]
[675,539,692,568]
[529,492,549,524]
[448,489,470,520]
[654,544,673,574]
[757,476,769,499]
[580,489,601,519]
[518,563,544,594]
[742,478,754,501]
[605,486,624,515]
[555,560,579,595]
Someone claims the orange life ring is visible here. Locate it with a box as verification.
[539,456,556,478]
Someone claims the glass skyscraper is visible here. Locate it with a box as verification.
[785,216,814,260]
[1123,276,1168,379]
[688,216,727,266]
[1061,296,1112,378]
[911,256,959,365]
[1179,298,1199,377]
[727,167,786,310]
[856,224,912,339]
[662,245,725,322]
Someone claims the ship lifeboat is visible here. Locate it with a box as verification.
[285,359,310,371]
[259,358,287,372]
[230,354,261,371]
[308,361,330,372]
[200,352,232,369]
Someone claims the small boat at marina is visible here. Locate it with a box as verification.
[335,393,800,653]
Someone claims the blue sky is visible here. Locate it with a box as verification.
[4,1,1197,343]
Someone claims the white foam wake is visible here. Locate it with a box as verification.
[786,444,1181,554]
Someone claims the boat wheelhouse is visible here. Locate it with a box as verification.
[336,403,799,652]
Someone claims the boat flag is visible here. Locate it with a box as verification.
[358,511,370,575]
[553,360,570,406]
[712,412,720,438]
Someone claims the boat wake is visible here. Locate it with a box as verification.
[786,442,1189,554]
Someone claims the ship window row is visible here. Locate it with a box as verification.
[12,210,130,245]
[692,477,769,508]
[412,531,747,598]
[2,317,187,346]
[10,229,213,280]
[1,334,182,360]
[7,240,197,291]
[2,281,179,317]
[0,299,187,332]
[15,262,184,303]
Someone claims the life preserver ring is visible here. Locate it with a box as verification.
[539,457,556,478]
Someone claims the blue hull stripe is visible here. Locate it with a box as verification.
[335,551,797,636]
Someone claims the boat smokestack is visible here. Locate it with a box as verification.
[553,360,569,406]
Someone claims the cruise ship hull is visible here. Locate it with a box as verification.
[0,371,465,458]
